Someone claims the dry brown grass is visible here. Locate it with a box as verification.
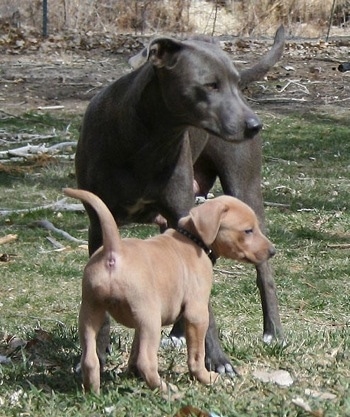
[232,0,349,36]
[0,1,349,39]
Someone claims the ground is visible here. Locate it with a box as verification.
[0,31,350,120]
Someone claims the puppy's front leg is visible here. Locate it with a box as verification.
[79,302,106,394]
[185,310,219,385]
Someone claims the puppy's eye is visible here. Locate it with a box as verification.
[245,229,253,235]
[204,82,219,91]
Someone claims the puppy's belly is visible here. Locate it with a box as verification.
[105,297,183,329]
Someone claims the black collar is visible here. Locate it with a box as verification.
[176,227,217,266]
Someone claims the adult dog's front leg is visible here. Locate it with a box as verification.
[256,261,283,342]
[204,303,239,375]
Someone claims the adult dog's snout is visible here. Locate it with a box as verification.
[245,117,262,138]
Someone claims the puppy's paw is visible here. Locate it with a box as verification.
[207,371,220,385]
[193,369,220,386]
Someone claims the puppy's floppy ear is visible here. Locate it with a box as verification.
[190,200,228,246]
[148,37,183,69]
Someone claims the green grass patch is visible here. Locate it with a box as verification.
[0,109,349,416]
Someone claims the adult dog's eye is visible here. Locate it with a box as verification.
[204,82,219,91]
[245,229,253,234]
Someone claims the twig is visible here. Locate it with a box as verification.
[264,201,291,208]
[278,80,310,95]
[213,267,244,276]
[297,208,317,212]
[326,243,350,249]
[46,236,65,249]
[0,109,23,119]
[37,105,64,110]
[33,219,87,245]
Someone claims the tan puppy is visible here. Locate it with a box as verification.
[64,188,275,394]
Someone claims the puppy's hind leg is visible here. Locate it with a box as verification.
[96,313,111,368]
[127,330,141,375]
[79,302,106,394]
[134,320,167,392]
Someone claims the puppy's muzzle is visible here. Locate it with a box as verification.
[268,246,276,259]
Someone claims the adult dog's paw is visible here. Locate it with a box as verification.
[160,335,186,349]
[204,350,239,377]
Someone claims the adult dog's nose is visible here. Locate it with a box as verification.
[245,117,262,138]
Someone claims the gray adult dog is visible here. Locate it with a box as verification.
[75,26,285,375]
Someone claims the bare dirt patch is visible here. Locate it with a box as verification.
[0,33,350,119]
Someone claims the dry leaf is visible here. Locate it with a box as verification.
[305,389,337,401]
[0,234,17,245]
[162,383,184,402]
[34,329,53,342]
[0,254,11,262]
[253,369,293,387]
[173,405,210,417]
[8,336,27,350]
[292,397,325,417]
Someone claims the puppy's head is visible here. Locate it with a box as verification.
[179,196,275,265]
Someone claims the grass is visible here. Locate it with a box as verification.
[0,107,350,416]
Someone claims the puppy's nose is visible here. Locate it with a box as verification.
[268,246,276,258]
[245,117,262,138]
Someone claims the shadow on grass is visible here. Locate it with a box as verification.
[1,325,82,394]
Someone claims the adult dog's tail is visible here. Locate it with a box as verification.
[63,188,121,254]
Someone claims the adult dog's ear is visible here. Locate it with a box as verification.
[148,38,183,69]
[190,200,228,246]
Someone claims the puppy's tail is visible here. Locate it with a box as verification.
[63,188,121,253]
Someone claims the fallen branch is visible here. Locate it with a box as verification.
[34,219,87,245]
[0,132,57,145]
[0,141,76,159]
[247,97,309,103]
[0,198,84,216]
